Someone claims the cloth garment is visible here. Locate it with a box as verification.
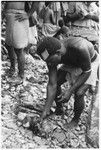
[5,9,29,49]
[73,2,99,34]
[59,51,99,87]
[28,25,38,45]
[67,2,99,36]
[42,23,60,37]
[89,2,99,15]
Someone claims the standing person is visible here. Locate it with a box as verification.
[37,2,45,24]
[61,2,69,21]
[50,2,61,25]
[4,2,35,82]
[40,2,60,37]
[37,36,99,129]
[28,2,38,48]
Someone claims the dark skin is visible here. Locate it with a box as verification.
[38,37,94,128]
[40,3,55,25]
[41,59,91,128]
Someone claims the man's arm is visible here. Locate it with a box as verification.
[66,12,83,22]
[27,2,36,17]
[59,71,91,103]
[41,64,57,120]
[50,10,55,25]
[59,47,92,103]
[85,14,99,22]
[66,2,84,22]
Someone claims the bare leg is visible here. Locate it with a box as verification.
[55,69,67,115]
[14,48,25,79]
[66,84,90,129]
[5,44,16,75]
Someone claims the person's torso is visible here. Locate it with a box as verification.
[43,7,52,23]
[61,37,95,67]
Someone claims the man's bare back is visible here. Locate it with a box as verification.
[43,7,55,24]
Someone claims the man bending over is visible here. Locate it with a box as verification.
[37,36,99,128]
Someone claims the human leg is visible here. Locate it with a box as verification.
[68,84,90,128]
[55,69,67,115]
[14,48,25,79]
[5,43,16,75]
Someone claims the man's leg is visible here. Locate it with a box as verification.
[14,48,25,79]
[70,84,90,127]
[5,44,16,76]
[55,69,67,115]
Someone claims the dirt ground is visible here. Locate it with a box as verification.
[1,53,99,149]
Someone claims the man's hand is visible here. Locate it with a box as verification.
[15,12,29,22]
[58,90,72,103]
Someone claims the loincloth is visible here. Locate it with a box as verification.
[42,23,60,37]
[5,9,29,49]
[59,51,99,87]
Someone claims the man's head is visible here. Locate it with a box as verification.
[37,37,61,58]
[37,37,64,65]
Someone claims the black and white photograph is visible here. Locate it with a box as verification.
[1,0,100,149]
